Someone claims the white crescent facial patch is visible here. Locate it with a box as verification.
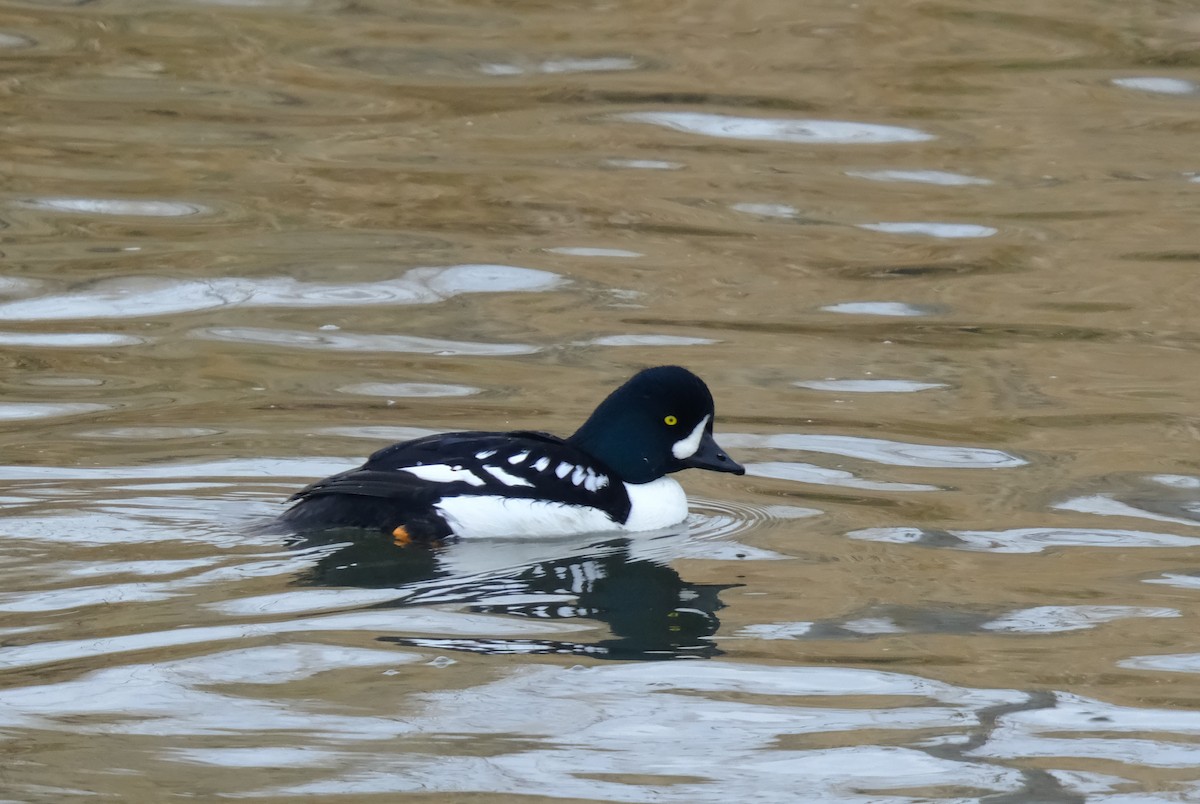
[671,414,710,459]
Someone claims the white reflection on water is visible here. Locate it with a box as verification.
[0,332,145,347]
[23,376,103,387]
[721,432,1026,468]
[0,32,33,49]
[602,158,684,170]
[585,334,718,347]
[1121,652,1200,674]
[980,605,1179,634]
[858,222,998,238]
[18,197,208,216]
[1053,494,1200,527]
[338,382,480,398]
[0,457,354,481]
[1150,474,1200,489]
[81,426,225,440]
[739,602,1180,639]
[736,621,815,639]
[820,301,934,316]
[480,57,639,76]
[0,581,189,612]
[849,526,1200,553]
[0,610,583,672]
[730,202,798,218]
[0,553,319,613]
[970,692,1200,769]
[747,461,939,492]
[0,643,416,732]
[1112,76,1197,95]
[195,327,539,356]
[0,402,109,421]
[618,111,935,144]
[211,586,425,617]
[794,379,947,393]
[846,169,992,186]
[1145,573,1200,591]
[0,505,295,546]
[61,557,225,577]
[0,264,563,321]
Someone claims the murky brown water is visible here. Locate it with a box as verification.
[4,0,1200,801]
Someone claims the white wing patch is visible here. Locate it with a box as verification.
[475,450,496,459]
[533,456,551,472]
[671,414,710,459]
[555,462,573,479]
[483,464,534,488]
[507,451,529,465]
[563,466,610,492]
[398,464,486,486]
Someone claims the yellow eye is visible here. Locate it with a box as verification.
[664,415,678,426]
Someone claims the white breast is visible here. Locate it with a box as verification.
[621,477,689,531]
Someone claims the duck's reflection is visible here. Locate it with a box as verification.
[289,529,731,660]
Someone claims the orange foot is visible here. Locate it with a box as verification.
[392,525,412,547]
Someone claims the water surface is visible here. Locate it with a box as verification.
[3,0,1200,801]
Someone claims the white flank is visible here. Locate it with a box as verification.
[623,477,688,531]
[671,414,710,459]
[398,464,485,486]
[507,451,529,464]
[435,496,618,538]
[483,465,534,487]
[434,476,689,537]
[533,456,550,472]
[555,462,573,479]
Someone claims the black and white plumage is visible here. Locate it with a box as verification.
[276,366,744,540]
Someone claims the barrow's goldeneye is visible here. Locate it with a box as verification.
[277,365,744,542]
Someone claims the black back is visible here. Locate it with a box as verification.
[280,430,632,535]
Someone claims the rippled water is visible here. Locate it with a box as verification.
[4,0,1200,801]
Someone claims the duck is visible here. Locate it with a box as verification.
[276,365,744,542]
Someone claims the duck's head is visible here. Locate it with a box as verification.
[568,365,745,484]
